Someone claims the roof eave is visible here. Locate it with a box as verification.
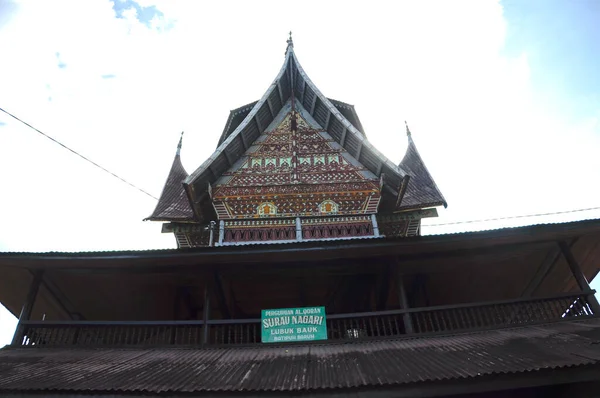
[185,51,293,187]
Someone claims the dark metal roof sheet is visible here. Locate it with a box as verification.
[216,101,258,147]
[144,153,194,222]
[327,98,366,136]
[1,319,599,393]
[398,134,447,210]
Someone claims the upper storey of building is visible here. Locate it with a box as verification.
[147,36,446,246]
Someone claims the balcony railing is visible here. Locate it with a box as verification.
[14,291,597,347]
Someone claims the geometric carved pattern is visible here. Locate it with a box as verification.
[212,110,381,220]
[302,215,373,239]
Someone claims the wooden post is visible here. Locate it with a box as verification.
[202,283,210,345]
[371,214,380,237]
[12,270,44,346]
[397,273,414,334]
[558,240,600,314]
[295,217,302,241]
[218,221,225,245]
[209,221,216,247]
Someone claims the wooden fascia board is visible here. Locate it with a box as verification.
[184,51,292,187]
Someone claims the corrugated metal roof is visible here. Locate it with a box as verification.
[144,150,194,222]
[1,319,599,393]
[398,133,447,210]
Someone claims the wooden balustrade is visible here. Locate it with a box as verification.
[14,292,596,347]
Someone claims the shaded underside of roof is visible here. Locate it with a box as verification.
[328,98,366,136]
[145,154,194,221]
[398,135,447,210]
[0,319,599,394]
[216,101,258,147]
[0,220,599,325]
[217,98,367,148]
[1,218,599,265]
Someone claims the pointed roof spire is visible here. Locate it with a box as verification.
[286,31,294,54]
[397,124,447,210]
[145,132,193,222]
[176,131,184,156]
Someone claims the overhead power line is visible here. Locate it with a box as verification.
[0,106,158,200]
[426,206,600,227]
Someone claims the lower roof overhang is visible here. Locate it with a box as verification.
[1,219,599,322]
[2,219,600,270]
[1,319,600,397]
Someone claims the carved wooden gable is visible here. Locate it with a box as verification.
[211,103,381,220]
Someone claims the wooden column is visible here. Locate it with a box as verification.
[295,217,302,241]
[12,270,44,345]
[397,273,414,334]
[558,240,600,314]
[202,283,211,345]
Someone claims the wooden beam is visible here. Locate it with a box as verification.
[339,127,347,146]
[255,115,263,134]
[180,287,198,320]
[558,240,594,291]
[239,131,248,150]
[522,244,564,297]
[558,240,600,313]
[12,270,44,345]
[266,96,275,117]
[324,111,332,131]
[299,79,306,104]
[375,160,383,176]
[41,275,82,320]
[310,93,318,115]
[276,81,284,105]
[376,265,391,310]
[223,148,234,166]
[214,272,231,319]
[396,272,414,333]
[355,140,363,160]
[202,283,210,344]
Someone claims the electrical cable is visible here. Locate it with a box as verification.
[0,106,158,200]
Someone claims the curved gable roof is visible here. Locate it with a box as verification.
[145,141,194,222]
[398,133,447,210]
[183,43,407,220]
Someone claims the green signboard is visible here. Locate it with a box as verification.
[261,306,327,343]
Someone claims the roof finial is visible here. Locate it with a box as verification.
[286,31,294,53]
[176,131,184,156]
[405,121,411,137]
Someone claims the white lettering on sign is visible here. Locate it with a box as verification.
[263,315,324,329]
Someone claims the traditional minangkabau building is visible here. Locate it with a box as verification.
[145,35,445,247]
[1,36,600,398]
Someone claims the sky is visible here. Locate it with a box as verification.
[0,0,599,345]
